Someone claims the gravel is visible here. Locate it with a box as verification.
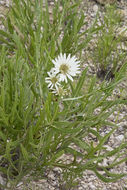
[0,0,127,189]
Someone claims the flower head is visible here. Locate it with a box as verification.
[52,53,80,83]
[52,85,69,97]
[45,68,60,90]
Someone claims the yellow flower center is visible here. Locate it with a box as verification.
[57,87,67,96]
[58,87,63,94]
[59,64,69,74]
[51,76,57,84]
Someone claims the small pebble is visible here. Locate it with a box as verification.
[93,5,98,13]
[89,182,96,189]
[117,134,124,141]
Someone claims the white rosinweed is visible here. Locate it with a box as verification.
[53,53,80,82]
[45,53,80,96]
[45,68,60,90]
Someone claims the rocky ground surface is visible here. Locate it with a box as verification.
[1,0,127,189]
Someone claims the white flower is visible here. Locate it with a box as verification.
[52,53,80,83]
[45,68,60,90]
[52,85,68,97]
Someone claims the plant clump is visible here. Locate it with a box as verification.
[0,0,127,189]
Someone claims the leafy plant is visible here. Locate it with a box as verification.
[93,5,126,80]
[0,1,127,190]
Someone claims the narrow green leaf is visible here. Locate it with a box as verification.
[65,147,83,157]
[93,168,125,182]
[20,144,29,161]
[49,150,65,164]
[74,67,88,96]
[45,93,52,122]
[0,131,6,141]
[88,129,101,141]
[77,13,85,32]
[72,137,90,152]
[0,30,12,39]
[89,127,116,156]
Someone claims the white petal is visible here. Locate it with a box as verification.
[50,53,80,82]
[63,53,66,59]
[48,83,52,87]
[67,74,73,81]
